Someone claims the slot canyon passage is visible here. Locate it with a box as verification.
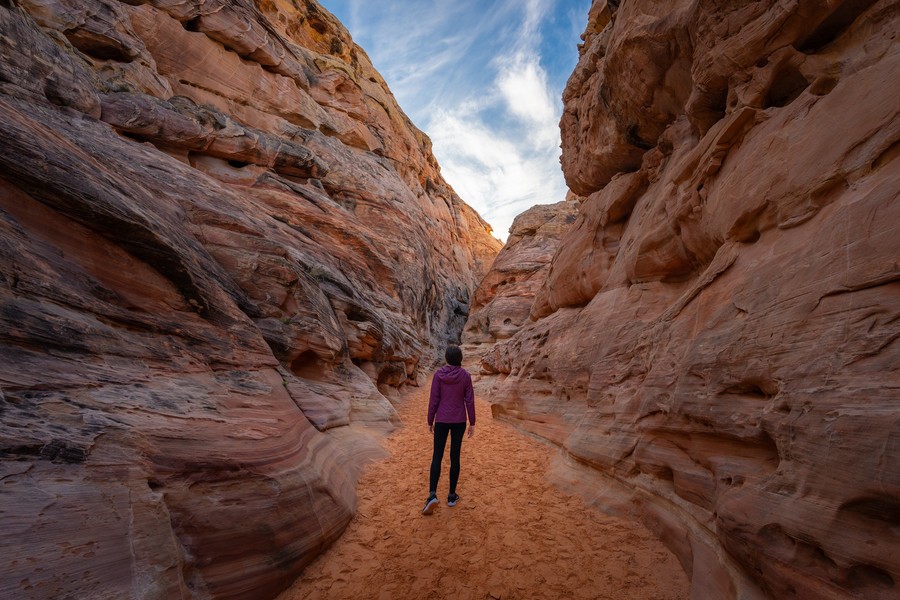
[0,0,897,599]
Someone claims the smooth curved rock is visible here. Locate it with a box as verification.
[0,1,500,599]
[482,1,900,599]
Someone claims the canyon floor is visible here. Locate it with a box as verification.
[277,379,689,600]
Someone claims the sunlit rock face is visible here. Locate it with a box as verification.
[0,1,500,598]
[463,198,580,349]
[483,1,899,598]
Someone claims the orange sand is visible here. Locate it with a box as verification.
[278,382,689,600]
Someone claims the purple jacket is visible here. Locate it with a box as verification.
[428,365,476,426]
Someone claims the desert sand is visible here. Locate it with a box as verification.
[278,378,689,600]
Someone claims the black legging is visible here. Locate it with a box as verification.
[430,422,466,494]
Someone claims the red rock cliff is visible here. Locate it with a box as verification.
[0,0,500,598]
[482,1,899,599]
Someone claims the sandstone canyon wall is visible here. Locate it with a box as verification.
[464,197,580,348]
[480,1,899,599]
[0,1,500,598]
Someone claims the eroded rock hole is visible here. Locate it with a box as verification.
[797,0,879,53]
[182,17,202,33]
[345,307,368,322]
[696,87,728,133]
[767,65,810,108]
[291,350,327,381]
[846,564,895,590]
[657,465,675,483]
[840,495,900,526]
[65,31,134,63]
[720,379,779,399]
[626,124,654,150]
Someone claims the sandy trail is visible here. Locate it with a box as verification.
[278,380,689,600]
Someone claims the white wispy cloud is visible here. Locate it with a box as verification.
[495,52,561,149]
[426,102,564,240]
[320,0,588,240]
[422,0,567,239]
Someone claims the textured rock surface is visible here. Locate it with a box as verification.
[463,198,579,348]
[482,1,899,599]
[0,1,499,598]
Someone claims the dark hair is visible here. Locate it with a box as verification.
[445,345,462,366]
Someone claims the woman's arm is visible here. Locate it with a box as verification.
[427,375,441,432]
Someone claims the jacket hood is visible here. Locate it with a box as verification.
[436,364,466,384]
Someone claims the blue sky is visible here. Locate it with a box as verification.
[318,0,591,240]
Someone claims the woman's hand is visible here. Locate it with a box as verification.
[467,425,475,439]
[428,424,433,434]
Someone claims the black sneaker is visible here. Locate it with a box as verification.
[422,494,439,515]
[447,493,459,507]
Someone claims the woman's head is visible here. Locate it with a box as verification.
[445,345,463,366]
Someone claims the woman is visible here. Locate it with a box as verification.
[422,345,476,515]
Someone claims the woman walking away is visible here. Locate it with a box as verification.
[422,345,476,515]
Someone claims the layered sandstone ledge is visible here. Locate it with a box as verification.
[0,1,499,598]
[464,197,580,349]
[479,1,899,599]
